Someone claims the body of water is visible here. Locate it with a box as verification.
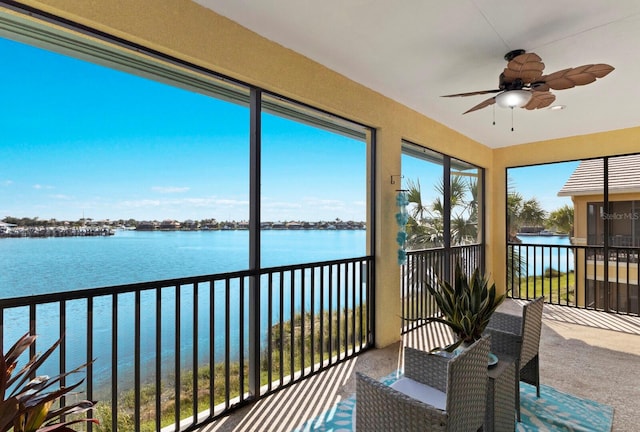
[514,234,573,275]
[0,229,367,394]
[0,229,366,296]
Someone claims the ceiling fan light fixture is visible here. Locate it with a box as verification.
[495,89,532,108]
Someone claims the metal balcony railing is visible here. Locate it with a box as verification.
[400,244,483,333]
[0,256,373,432]
[401,242,639,337]
[508,242,639,316]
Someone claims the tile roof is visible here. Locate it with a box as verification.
[557,154,640,197]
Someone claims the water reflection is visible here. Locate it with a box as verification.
[514,235,573,276]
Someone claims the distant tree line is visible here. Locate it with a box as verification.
[403,177,574,250]
[404,175,479,250]
[507,192,574,238]
[1,216,365,230]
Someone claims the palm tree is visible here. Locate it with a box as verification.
[405,179,429,222]
[405,175,478,249]
[507,191,524,238]
[520,198,547,228]
[547,205,574,235]
[405,179,442,248]
[431,175,468,217]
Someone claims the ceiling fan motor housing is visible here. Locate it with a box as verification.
[504,49,526,61]
[499,75,525,91]
[441,49,614,114]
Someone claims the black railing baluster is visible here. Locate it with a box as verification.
[351,262,356,354]
[544,246,551,298]
[628,250,633,314]
[0,257,374,431]
[401,245,483,334]
[301,268,305,372]
[558,245,562,304]
[319,265,325,368]
[0,308,3,356]
[111,294,117,432]
[238,277,245,401]
[343,263,349,356]
[310,267,316,372]
[413,252,418,326]
[329,264,334,364]
[60,300,66,419]
[87,296,94,432]
[29,304,36,372]
[336,263,341,361]
[224,279,230,409]
[267,273,273,390]
[193,283,199,423]
[155,287,162,432]
[279,271,284,387]
[208,279,215,413]
[175,284,181,430]
[134,290,141,432]
[289,269,295,381]
[558,246,562,304]
[358,262,363,350]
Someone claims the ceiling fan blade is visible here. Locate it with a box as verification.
[540,64,614,90]
[463,96,496,114]
[441,89,501,97]
[522,91,556,110]
[530,82,550,92]
[503,52,545,84]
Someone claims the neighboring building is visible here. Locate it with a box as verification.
[558,155,640,313]
[0,221,17,234]
[136,221,158,231]
[159,220,181,230]
[182,219,199,230]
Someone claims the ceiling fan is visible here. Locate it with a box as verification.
[442,49,614,114]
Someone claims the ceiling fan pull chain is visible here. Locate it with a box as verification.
[511,107,515,132]
[492,104,496,126]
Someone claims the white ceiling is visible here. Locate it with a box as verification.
[194,0,640,148]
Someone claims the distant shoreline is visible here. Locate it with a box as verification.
[0,226,115,238]
[0,221,366,238]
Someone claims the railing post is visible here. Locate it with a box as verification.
[603,158,610,312]
[249,88,262,397]
[443,157,452,279]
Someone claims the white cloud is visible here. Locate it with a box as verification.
[33,184,54,190]
[262,201,303,210]
[49,194,73,200]
[118,199,163,209]
[151,186,190,194]
[2,180,12,187]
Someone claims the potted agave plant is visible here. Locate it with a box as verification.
[0,333,98,432]
[419,261,505,352]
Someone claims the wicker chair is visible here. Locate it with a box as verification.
[355,336,490,432]
[484,296,544,422]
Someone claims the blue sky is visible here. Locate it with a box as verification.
[402,155,578,214]
[0,37,366,222]
[507,161,579,212]
[1,36,576,223]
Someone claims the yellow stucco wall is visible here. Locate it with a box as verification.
[492,127,640,303]
[10,0,640,348]
[569,191,640,307]
[572,192,640,242]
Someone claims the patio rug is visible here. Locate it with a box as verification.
[294,372,613,431]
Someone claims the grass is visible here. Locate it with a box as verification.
[94,305,368,431]
[512,268,576,304]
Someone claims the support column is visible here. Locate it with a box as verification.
[374,127,402,348]
[249,88,261,397]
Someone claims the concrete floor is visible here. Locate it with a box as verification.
[201,302,640,432]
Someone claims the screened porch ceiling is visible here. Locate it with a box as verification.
[194,0,640,149]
